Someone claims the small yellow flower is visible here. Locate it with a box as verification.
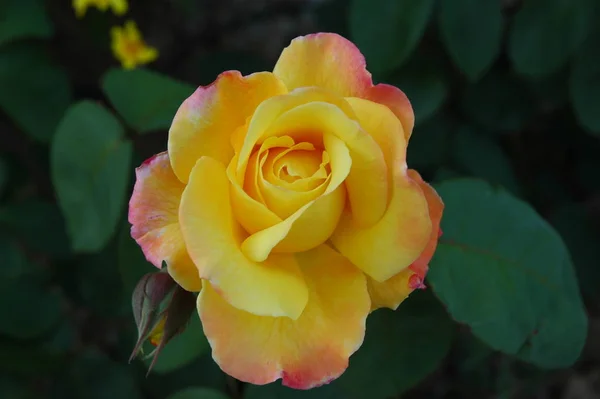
[72,0,128,18]
[110,21,159,70]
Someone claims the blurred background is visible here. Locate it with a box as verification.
[1,0,600,398]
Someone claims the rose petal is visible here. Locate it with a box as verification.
[344,97,407,175]
[366,268,414,311]
[365,170,444,311]
[331,98,432,282]
[332,173,431,282]
[239,129,351,262]
[257,140,326,218]
[229,88,354,235]
[406,169,444,279]
[179,156,308,319]
[168,71,287,183]
[261,101,388,227]
[273,33,372,97]
[228,152,283,234]
[128,152,201,291]
[240,183,346,262]
[364,84,415,141]
[235,87,356,177]
[198,244,369,389]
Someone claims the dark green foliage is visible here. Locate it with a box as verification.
[102,68,195,134]
[429,179,587,368]
[1,1,599,398]
[570,26,600,135]
[508,0,595,78]
[0,43,72,142]
[349,0,435,77]
[438,0,503,81]
[0,0,53,46]
[51,101,133,252]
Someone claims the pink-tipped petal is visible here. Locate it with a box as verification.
[129,152,201,292]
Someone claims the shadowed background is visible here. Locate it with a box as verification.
[0,0,599,398]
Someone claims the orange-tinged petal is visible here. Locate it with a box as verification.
[366,269,414,311]
[366,170,444,311]
[364,83,415,141]
[331,172,431,282]
[344,97,407,178]
[179,156,308,319]
[406,169,444,280]
[329,100,431,285]
[128,152,201,292]
[168,71,287,183]
[198,244,370,389]
[263,101,388,227]
[273,33,372,97]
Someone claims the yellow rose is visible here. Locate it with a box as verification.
[129,33,444,389]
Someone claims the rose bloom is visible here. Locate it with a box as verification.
[129,33,443,389]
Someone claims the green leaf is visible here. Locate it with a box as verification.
[246,291,453,399]
[388,52,448,125]
[117,222,154,295]
[508,0,594,78]
[0,43,72,142]
[0,0,53,45]
[407,113,454,169]
[146,314,210,374]
[0,274,62,339]
[168,388,230,399]
[548,204,600,302]
[461,70,533,133]
[0,199,70,258]
[141,353,228,398]
[428,179,588,368]
[452,127,521,195]
[0,235,61,342]
[102,68,194,133]
[569,27,600,135]
[51,101,133,253]
[70,351,141,399]
[335,290,453,398]
[349,0,435,77]
[438,0,503,81]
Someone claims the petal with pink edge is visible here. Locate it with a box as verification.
[198,244,369,389]
[129,152,201,292]
[273,33,372,97]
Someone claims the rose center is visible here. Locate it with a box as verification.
[242,135,333,219]
[275,150,323,183]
